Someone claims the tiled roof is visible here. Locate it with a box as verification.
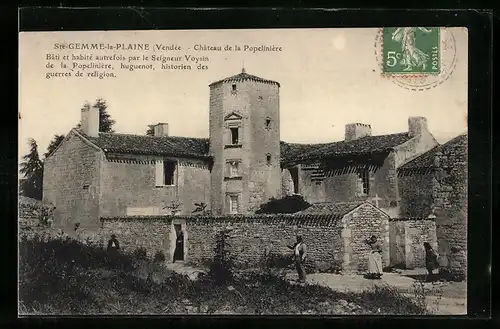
[79,130,211,160]
[279,141,329,163]
[290,132,413,162]
[297,201,367,216]
[209,69,280,87]
[399,133,467,170]
[77,129,413,163]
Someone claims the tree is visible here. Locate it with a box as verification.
[255,195,311,214]
[76,98,116,133]
[44,134,65,159]
[19,138,44,200]
[146,125,155,136]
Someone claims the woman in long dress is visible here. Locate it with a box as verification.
[391,27,433,71]
[365,235,383,279]
[424,242,439,280]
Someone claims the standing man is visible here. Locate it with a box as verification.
[287,235,307,283]
[107,234,120,253]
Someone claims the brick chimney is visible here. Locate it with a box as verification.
[345,123,372,141]
[153,123,169,137]
[81,105,100,137]
[408,116,428,137]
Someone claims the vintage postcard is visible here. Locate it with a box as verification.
[19,27,468,316]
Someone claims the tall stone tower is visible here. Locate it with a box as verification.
[209,68,281,215]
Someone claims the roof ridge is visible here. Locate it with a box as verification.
[209,70,280,87]
[97,132,209,141]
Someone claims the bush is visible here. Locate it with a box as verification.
[153,250,166,263]
[207,229,235,286]
[132,247,148,261]
[255,195,311,214]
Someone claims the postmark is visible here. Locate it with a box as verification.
[375,27,458,91]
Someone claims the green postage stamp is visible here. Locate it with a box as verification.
[382,27,440,75]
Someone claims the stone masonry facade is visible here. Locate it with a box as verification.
[432,137,467,280]
[91,205,388,274]
[43,131,102,229]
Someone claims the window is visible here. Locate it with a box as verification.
[230,127,239,144]
[229,195,239,214]
[289,167,299,194]
[232,84,237,91]
[164,161,176,185]
[155,159,177,186]
[266,154,272,165]
[358,169,370,195]
[265,118,271,128]
[227,161,240,177]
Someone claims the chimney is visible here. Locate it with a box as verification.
[408,116,428,137]
[81,105,100,137]
[345,123,372,141]
[153,123,169,137]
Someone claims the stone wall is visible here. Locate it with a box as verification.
[43,131,102,229]
[297,153,399,213]
[98,208,389,273]
[343,204,390,272]
[399,172,434,218]
[100,154,210,217]
[389,219,437,269]
[433,135,467,280]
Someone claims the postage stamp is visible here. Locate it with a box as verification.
[375,27,459,91]
[382,27,440,75]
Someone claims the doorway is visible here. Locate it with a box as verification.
[173,224,184,262]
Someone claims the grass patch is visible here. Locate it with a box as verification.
[19,233,428,315]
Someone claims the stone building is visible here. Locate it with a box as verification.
[280,117,439,218]
[44,69,444,229]
[398,134,467,279]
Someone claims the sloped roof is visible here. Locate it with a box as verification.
[209,69,280,87]
[79,130,211,160]
[279,141,329,163]
[291,132,413,162]
[296,201,367,216]
[399,133,467,170]
[75,130,413,163]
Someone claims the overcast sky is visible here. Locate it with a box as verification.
[19,28,468,161]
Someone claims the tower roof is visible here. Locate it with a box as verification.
[209,68,280,87]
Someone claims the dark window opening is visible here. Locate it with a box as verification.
[266,154,272,165]
[359,170,370,195]
[230,127,239,144]
[265,118,271,128]
[164,161,176,185]
[232,84,237,91]
[289,167,299,194]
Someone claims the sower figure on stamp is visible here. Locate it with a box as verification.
[287,235,307,283]
[365,235,383,279]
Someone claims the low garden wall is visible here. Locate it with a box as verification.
[98,214,346,273]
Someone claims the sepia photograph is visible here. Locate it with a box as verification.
[18,27,468,316]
